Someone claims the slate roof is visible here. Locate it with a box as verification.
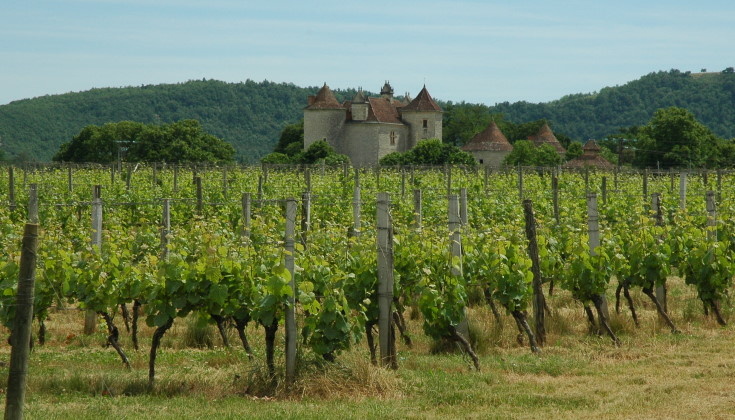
[528,123,566,153]
[461,121,513,152]
[305,83,343,110]
[401,86,442,112]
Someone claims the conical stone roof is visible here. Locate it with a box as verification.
[528,123,566,153]
[462,121,513,152]
[306,83,343,110]
[401,86,442,112]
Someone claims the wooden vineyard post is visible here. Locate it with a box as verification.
[300,191,311,249]
[587,193,618,345]
[679,172,687,211]
[484,166,489,191]
[716,170,722,202]
[126,165,132,190]
[448,194,469,340]
[195,176,203,215]
[351,185,361,237]
[642,169,648,202]
[161,199,171,260]
[613,167,618,191]
[375,166,381,191]
[8,167,16,212]
[110,164,115,185]
[173,166,179,193]
[523,199,546,346]
[400,168,406,197]
[446,165,452,197]
[518,165,524,201]
[222,167,228,199]
[651,193,667,312]
[68,166,73,193]
[241,193,251,240]
[262,163,269,184]
[152,163,158,186]
[706,191,717,241]
[4,223,39,420]
[376,192,396,368]
[459,187,468,226]
[28,184,38,224]
[284,199,298,383]
[601,176,607,205]
[552,172,560,224]
[257,175,264,208]
[413,189,422,230]
[85,185,103,335]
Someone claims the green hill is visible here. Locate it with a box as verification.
[1,69,733,162]
[489,69,735,141]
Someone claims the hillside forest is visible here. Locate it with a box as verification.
[0,69,733,166]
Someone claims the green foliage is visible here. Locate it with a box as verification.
[274,120,304,156]
[565,142,584,161]
[295,140,350,165]
[379,138,476,166]
[54,120,235,164]
[634,107,723,169]
[503,141,563,166]
[260,152,292,164]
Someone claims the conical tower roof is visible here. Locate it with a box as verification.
[461,121,513,152]
[306,83,343,110]
[401,85,442,112]
[352,88,367,104]
[528,122,566,153]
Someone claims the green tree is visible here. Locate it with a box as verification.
[54,120,234,164]
[379,138,476,166]
[296,140,349,165]
[565,141,584,161]
[274,120,304,156]
[503,140,537,166]
[535,144,564,166]
[634,107,722,168]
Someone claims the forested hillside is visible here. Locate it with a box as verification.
[0,80,356,163]
[1,69,733,162]
[490,69,735,142]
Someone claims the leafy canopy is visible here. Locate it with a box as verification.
[53,119,235,163]
[380,138,476,166]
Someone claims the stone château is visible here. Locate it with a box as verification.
[304,81,443,166]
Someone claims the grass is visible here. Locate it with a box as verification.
[3,277,735,419]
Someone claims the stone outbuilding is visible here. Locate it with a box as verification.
[528,122,566,156]
[304,81,443,166]
[563,139,614,169]
[461,121,513,167]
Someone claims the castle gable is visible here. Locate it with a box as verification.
[366,97,402,124]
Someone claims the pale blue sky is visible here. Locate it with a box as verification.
[2,0,734,106]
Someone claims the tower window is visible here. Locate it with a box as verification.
[422,119,428,128]
[390,131,396,145]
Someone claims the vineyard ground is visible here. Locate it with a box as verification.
[2,276,734,419]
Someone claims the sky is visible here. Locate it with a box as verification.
[2,0,734,106]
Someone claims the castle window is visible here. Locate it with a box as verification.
[390,131,396,145]
[422,119,428,128]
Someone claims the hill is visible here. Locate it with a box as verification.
[0,69,733,162]
[0,80,355,163]
[489,69,735,141]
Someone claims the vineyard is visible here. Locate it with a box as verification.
[1,163,735,418]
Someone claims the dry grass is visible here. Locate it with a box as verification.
[3,276,735,419]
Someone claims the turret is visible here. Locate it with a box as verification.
[400,85,443,149]
[351,88,368,121]
[303,83,347,150]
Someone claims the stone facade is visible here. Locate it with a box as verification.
[304,82,443,166]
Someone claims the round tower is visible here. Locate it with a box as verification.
[303,83,347,151]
